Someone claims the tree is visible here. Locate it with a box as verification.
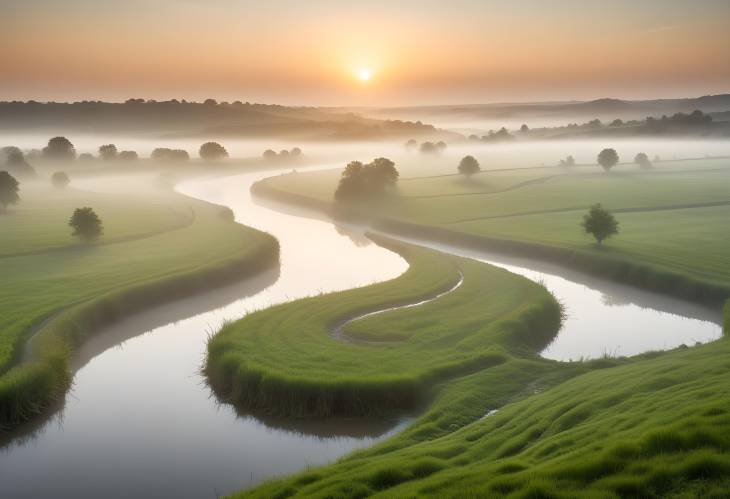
[404,139,418,149]
[0,171,20,211]
[597,148,619,172]
[290,147,302,156]
[279,149,290,157]
[4,149,36,178]
[458,155,480,176]
[43,136,76,160]
[335,158,399,202]
[69,207,103,242]
[78,153,94,162]
[152,148,189,162]
[203,98,218,106]
[263,149,277,160]
[582,204,618,245]
[520,124,529,132]
[99,144,118,161]
[199,141,228,160]
[634,152,652,168]
[118,150,138,161]
[52,171,70,189]
[436,141,447,151]
[419,141,437,154]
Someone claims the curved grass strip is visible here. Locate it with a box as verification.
[206,236,562,418]
[330,271,464,344]
[0,201,279,429]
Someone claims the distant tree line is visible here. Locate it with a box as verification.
[262,147,302,160]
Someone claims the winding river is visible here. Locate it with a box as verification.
[0,167,722,498]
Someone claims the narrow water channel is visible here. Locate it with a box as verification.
[0,167,723,499]
[0,168,410,499]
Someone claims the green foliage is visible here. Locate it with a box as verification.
[0,171,20,210]
[206,237,561,417]
[335,157,399,202]
[0,189,279,427]
[458,155,481,176]
[597,148,619,171]
[69,207,104,242]
[581,203,619,245]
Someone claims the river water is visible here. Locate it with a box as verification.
[0,167,722,498]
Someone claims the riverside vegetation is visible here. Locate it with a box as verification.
[0,180,279,428]
[218,154,730,497]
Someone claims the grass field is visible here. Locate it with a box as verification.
[206,236,563,417]
[229,155,730,498]
[0,180,278,427]
[260,158,730,290]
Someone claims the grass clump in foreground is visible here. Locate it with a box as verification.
[239,338,730,498]
[206,235,563,418]
[0,185,279,428]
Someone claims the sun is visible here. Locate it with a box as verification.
[357,68,372,81]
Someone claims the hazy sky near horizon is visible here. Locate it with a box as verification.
[2,0,729,106]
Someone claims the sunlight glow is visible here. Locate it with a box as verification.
[357,68,372,81]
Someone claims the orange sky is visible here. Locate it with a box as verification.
[2,0,729,105]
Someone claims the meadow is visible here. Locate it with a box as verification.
[226,151,730,497]
[0,180,279,427]
[206,236,562,418]
[258,157,730,294]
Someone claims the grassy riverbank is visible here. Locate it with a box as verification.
[228,156,730,497]
[256,158,730,294]
[0,183,279,428]
[207,236,563,417]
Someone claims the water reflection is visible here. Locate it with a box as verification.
[0,168,409,499]
[376,233,722,361]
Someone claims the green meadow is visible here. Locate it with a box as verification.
[221,155,730,497]
[0,181,278,427]
[206,237,562,418]
[259,158,730,290]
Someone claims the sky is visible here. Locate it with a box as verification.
[1,0,729,106]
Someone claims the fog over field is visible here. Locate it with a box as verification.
[2,1,730,498]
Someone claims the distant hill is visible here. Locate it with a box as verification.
[0,100,458,142]
[352,94,730,131]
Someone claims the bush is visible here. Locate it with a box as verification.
[582,204,619,245]
[335,158,399,202]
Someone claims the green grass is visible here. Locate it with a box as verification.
[242,338,730,498]
[0,185,278,427]
[229,156,730,498]
[0,184,193,256]
[260,158,730,295]
[206,236,562,417]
